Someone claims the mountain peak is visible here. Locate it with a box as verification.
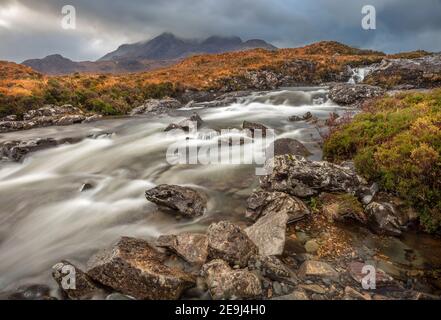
[99,33,276,61]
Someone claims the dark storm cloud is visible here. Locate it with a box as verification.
[0,0,440,62]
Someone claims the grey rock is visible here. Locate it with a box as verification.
[156,232,208,265]
[260,155,365,198]
[365,202,404,236]
[245,210,289,256]
[52,260,102,300]
[245,190,310,223]
[86,237,195,300]
[329,83,385,106]
[201,259,262,299]
[207,221,257,268]
[272,290,309,300]
[145,184,207,218]
[130,97,182,115]
[248,255,291,281]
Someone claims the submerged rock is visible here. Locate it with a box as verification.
[156,232,208,265]
[329,83,385,106]
[52,260,102,300]
[164,113,204,132]
[267,138,311,157]
[130,97,182,115]
[201,259,262,299]
[5,284,54,300]
[0,138,58,162]
[260,155,364,198]
[207,221,257,268]
[242,121,268,137]
[245,210,289,256]
[86,237,195,300]
[245,190,310,223]
[145,184,207,218]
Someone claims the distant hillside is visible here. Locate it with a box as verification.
[22,54,176,75]
[99,32,277,61]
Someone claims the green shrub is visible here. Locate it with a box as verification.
[324,89,441,232]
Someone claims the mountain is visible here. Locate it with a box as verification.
[22,54,176,75]
[98,32,277,61]
[22,33,276,75]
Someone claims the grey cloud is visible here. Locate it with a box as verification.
[0,0,440,62]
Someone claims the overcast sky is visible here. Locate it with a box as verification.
[1,0,440,62]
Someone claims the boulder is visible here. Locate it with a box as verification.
[365,202,404,236]
[260,155,365,198]
[201,259,262,299]
[164,113,204,132]
[4,284,55,300]
[288,115,302,122]
[329,83,385,106]
[52,260,102,300]
[207,221,257,267]
[245,190,310,223]
[130,98,182,115]
[267,138,311,157]
[245,210,289,256]
[156,232,208,265]
[23,104,83,120]
[298,260,339,280]
[145,185,207,218]
[86,237,195,300]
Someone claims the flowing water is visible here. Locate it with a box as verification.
[0,87,440,295]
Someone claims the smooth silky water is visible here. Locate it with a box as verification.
[0,87,439,294]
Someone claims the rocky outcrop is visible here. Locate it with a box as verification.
[207,221,257,267]
[145,185,207,218]
[260,155,365,198]
[364,55,441,89]
[329,83,385,106]
[245,190,310,223]
[0,137,82,162]
[245,211,289,256]
[130,98,182,115]
[201,259,262,299]
[164,113,204,132]
[86,237,195,300]
[156,232,208,265]
[52,261,102,300]
[268,138,311,157]
[0,105,99,133]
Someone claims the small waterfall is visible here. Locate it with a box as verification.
[348,67,370,84]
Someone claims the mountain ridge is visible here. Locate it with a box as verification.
[22,33,277,75]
